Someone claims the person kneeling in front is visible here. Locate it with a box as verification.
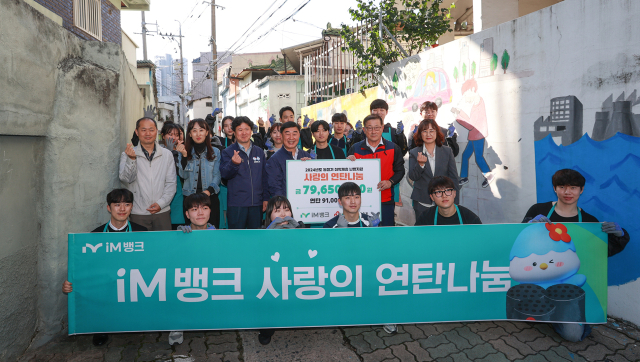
[324,182,379,228]
[62,189,147,346]
[168,193,217,345]
[415,176,482,226]
[523,168,629,342]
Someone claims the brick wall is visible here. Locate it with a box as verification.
[101,0,120,45]
[33,0,121,45]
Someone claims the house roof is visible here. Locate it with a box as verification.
[137,60,155,68]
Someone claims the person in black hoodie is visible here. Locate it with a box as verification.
[523,168,629,342]
[220,116,269,229]
[310,120,345,160]
[329,113,362,156]
[62,189,146,346]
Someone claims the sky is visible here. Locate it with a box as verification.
[121,0,360,82]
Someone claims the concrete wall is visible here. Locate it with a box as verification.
[121,30,138,72]
[0,0,143,359]
[0,136,43,362]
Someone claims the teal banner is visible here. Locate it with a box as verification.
[67,223,608,334]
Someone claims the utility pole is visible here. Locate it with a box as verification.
[178,21,185,126]
[142,12,148,60]
[211,0,218,115]
[159,22,186,126]
[204,1,224,121]
[135,13,157,61]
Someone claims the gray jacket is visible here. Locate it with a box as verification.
[119,142,177,216]
[408,145,459,205]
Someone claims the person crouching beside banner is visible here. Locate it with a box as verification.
[523,168,629,342]
[324,182,380,228]
[415,176,482,226]
[178,193,217,233]
[257,196,305,345]
[167,194,217,346]
[62,189,147,346]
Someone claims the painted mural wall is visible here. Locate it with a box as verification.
[305,0,640,323]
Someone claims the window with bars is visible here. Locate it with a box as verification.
[74,0,102,40]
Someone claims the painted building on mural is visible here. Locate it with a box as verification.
[302,0,640,326]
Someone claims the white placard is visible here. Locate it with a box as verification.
[286,159,382,224]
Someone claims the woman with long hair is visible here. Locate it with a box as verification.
[220,116,235,148]
[176,119,222,228]
[408,119,459,221]
[265,122,284,160]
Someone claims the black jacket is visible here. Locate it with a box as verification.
[522,202,630,257]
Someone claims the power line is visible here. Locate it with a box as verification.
[234,0,313,53]
[211,0,285,67]
[181,1,200,24]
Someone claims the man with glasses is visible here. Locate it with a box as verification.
[347,114,405,227]
[415,176,482,225]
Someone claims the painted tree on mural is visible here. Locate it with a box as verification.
[501,50,510,74]
[491,53,498,75]
[471,61,477,78]
[392,71,399,91]
[453,66,459,82]
[462,63,467,80]
[340,0,454,86]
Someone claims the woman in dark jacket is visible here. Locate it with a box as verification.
[408,119,459,221]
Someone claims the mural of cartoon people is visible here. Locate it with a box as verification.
[451,79,495,188]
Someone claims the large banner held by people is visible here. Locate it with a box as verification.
[67,223,607,334]
[286,159,381,224]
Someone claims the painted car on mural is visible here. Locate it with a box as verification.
[403,68,452,112]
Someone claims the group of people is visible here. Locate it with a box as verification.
[62,99,630,346]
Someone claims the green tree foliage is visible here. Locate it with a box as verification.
[453,66,459,82]
[490,53,498,74]
[471,61,476,78]
[462,63,467,80]
[501,50,510,74]
[340,0,454,86]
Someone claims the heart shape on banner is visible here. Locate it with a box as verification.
[308,250,318,258]
[271,252,280,262]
